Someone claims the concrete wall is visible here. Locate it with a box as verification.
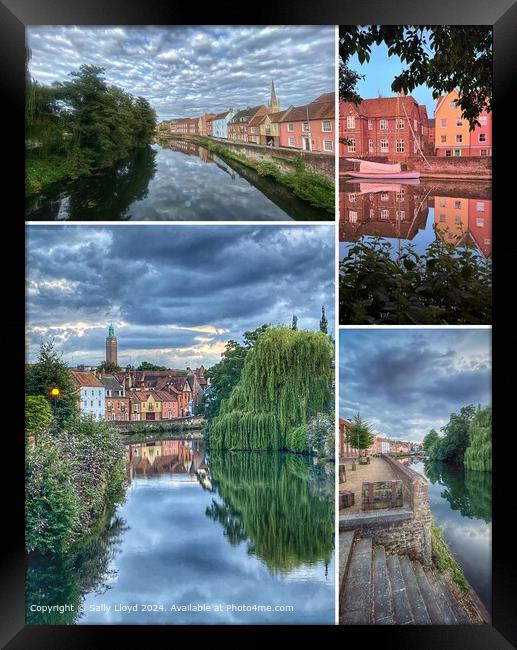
[112,415,205,431]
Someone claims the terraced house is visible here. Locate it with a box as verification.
[279,93,335,153]
[70,370,105,421]
[228,105,269,143]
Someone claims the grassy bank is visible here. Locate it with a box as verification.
[431,524,469,592]
[163,135,334,215]
[26,152,89,195]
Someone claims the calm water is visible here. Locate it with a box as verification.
[26,439,335,625]
[339,179,492,260]
[26,143,329,221]
[409,459,491,613]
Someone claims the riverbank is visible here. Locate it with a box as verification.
[161,134,334,215]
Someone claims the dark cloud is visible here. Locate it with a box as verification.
[339,329,491,441]
[27,26,335,121]
[26,225,334,368]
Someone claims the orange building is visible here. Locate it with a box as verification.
[435,90,492,157]
[434,195,470,246]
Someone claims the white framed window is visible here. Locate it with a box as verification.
[380,139,388,152]
[476,218,485,227]
[302,121,310,132]
[445,149,452,156]
[399,210,405,219]
[369,208,375,218]
[380,119,388,130]
[449,101,456,109]
[439,198,447,207]
[414,119,418,131]
[396,118,405,129]
[484,238,491,245]
[454,216,462,225]
[349,211,358,223]
[347,138,356,153]
[380,192,389,201]
[441,135,447,143]
[456,119,463,127]
[322,120,332,132]
[455,200,462,209]
[479,115,488,125]
[348,192,357,203]
[454,149,461,156]
[287,123,294,132]
[456,134,463,143]
[323,139,333,151]
[439,214,446,222]
[288,137,296,147]
[396,188,405,201]
[476,202,485,212]
[396,139,405,153]
[346,115,355,129]
[440,118,448,127]
[368,138,373,153]
[479,133,486,142]
[368,118,373,130]
[380,209,389,220]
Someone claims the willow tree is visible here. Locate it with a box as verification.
[464,406,492,472]
[208,326,333,451]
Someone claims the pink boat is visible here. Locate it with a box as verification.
[346,158,420,180]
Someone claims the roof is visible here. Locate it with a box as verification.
[153,390,178,402]
[70,370,104,388]
[248,113,265,127]
[268,109,289,123]
[339,417,352,428]
[212,110,233,120]
[342,96,420,119]
[100,375,125,392]
[229,105,267,124]
[280,94,335,122]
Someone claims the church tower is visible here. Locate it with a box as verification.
[106,323,118,366]
[268,80,280,113]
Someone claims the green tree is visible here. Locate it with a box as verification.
[464,406,492,471]
[291,314,298,331]
[307,412,335,457]
[346,413,374,454]
[439,405,477,464]
[25,395,54,441]
[98,360,121,374]
[423,428,440,455]
[136,361,167,371]
[339,26,492,128]
[26,340,79,430]
[320,305,328,334]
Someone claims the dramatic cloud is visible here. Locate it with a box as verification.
[27,26,335,121]
[26,225,335,368]
[339,328,491,441]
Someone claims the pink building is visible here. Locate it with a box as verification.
[469,111,492,156]
[278,92,335,154]
[468,198,492,258]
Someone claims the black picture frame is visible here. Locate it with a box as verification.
[3,0,516,646]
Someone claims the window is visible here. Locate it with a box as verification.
[456,134,463,143]
[380,192,389,201]
[396,188,405,201]
[396,118,405,129]
[368,139,373,153]
[347,139,356,153]
[369,209,375,218]
[368,119,373,130]
[302,121,310,132]
[454,216,462,225]
[439,214,446,222]
[349,211,358,223]
[445,149,452,156]
[380,209,389,220]
[480,149,488,156]
[90,400,93,407]
[440,118,448,127]
[454,149,461,156]
[456,119,463,127]
[396,139,405,153]
[380,119,388,130]
[322,120,332,132]
[479,133,486,142]
[380,139,388,152]
[479,115,488,125]
[449,101,456,109]
[441,135,447,143]
[288,137,295,147]
[476,202,485,212]
[398,210,405,219]
[287,123,294,132]
[476,218,485,227]
[414,119,418,131]
[455,200,462,209]
[323,139,333,151]
[346,115,356,129]
[348,192,357,203]
[439,198,446,208]
[484,238,491,245]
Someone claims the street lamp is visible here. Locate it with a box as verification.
[49,386,61,398]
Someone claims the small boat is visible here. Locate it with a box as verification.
[346,159,420,179]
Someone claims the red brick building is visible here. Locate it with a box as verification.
[339,95,428,162]
[228,105,270,143]
[278,92,335,153]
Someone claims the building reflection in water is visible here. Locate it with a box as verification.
[339,180,492,258]
[168,140,214,164]
[125,438,207,482]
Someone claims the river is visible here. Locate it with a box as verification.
[408,458,491,613]
[26,438,335,625]
[26,143,330,221]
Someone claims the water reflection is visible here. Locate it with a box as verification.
[339,180,492,259]
[410,459,491,612]
[27,142,329,221]
[26,439,334,624]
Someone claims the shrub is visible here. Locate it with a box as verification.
[25,395,53,439]
[286,424,308,453]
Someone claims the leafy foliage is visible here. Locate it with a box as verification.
[286,424,308,453]
[25,340,79,430]
[464,406,492,471]
[346,413,374,451]
[307,412,335,457]
[424,405,477,464]
[98,361,121,374]
[339,26,492,128]
[25,395,53,439]
[340,237,492,325]
[209,326,333,451]
[136,361,167,371]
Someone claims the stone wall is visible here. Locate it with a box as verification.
[112,415,205,432]
[340,456,432,565]
[339,154,491,179]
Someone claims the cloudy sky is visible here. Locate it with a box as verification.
[26,225,334,368]
[340,329,491,442]
[27,26,335,121]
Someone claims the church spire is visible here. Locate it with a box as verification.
[269,80,280,113]
[108,322,115,338]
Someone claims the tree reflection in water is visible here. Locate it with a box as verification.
[206,451,334,573]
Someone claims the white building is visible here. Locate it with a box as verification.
[71,370,105,420]
[212,109,236,139]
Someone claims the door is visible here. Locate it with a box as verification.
[303,137,311,151]
[146,412,155,420]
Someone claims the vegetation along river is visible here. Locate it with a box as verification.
[26,438,335,624]
[26,143,329,221]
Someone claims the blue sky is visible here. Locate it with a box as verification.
[27,26,335,122]
[348,42,436,115]
[340,328,491,441]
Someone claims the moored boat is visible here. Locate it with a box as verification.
[346,158,421,179]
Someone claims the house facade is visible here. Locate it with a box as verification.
[228,105,269,143]
[212,110,236,139]
[279,93,335,153]
[434,90,492,157]
[70,370,105,420]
